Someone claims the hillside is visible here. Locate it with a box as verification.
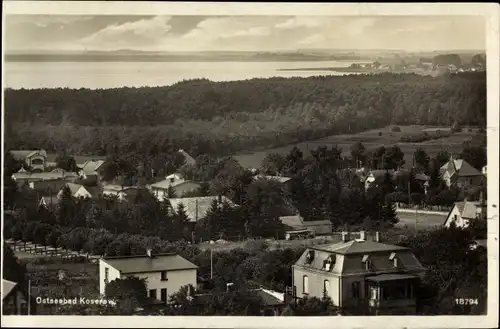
[4,72,486,159]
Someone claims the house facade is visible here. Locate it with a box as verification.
[291,231,426,315]
[10,149,48,173]
[99,252,198,304]
[444,200,487,228]
[440,158,484,188]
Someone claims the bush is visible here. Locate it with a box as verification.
[391,126,402,132]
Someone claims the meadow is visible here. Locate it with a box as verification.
[232,125,478,169]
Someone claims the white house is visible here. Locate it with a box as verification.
[443,200,487,228]
[99,251,198,304]
[79,160,106,180]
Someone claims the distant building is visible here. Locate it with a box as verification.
[177,149,197,167]
[291,231,426,315]
[192,287,287,316]
[364,170,395,191]
[12,170,79,187]
[440,157,484,188]
[79,160,106,181]
[168,196,236,223]
[99,251,198,304]
[58,182,93,199]
[102,184,140,202]
[10,149,48,173]
[444,199,487,228]
[148,173,201,200]
[280,215,333,236]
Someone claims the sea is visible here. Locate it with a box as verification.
[3,60,363,90]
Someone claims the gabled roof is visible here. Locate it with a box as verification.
[81,160,106,175]
[102,253,198,274]
[312,239,408,255]
[280,215,304,230]
[65,183,83,196]
[440,159,482,177]
[178,149,196,166]
[2,279,18,300]
[39,195,59,206]
[10,149,47,160]
[169,196,236,222]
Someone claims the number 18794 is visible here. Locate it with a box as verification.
[455,298,479,306]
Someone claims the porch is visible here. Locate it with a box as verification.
[365,273,419,315]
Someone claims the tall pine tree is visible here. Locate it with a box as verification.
[56,185,75,226]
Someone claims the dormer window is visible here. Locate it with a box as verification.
[362,254,372,271]
[305,250,315,265]
[389,252,398,268]
[323,255,336,271]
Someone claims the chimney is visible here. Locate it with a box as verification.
[341,231,348,242]
[359,231,366,241]
[146,248,153,258]
[374,232,380,242]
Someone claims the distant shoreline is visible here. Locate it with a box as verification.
[4,54,371,63]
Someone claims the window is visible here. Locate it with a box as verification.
[323,280,330,297]
[31,158,44,165]
[149,289,157,299]
[352,282,360,298]
[104,268,109,283]
[323,255,336,271]
[305,250,315,264]
[303,275,309,294]
[161,270,168,281]
[365,260,372,271]
[161,288,167,303]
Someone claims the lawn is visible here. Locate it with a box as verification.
[232,125,477,169]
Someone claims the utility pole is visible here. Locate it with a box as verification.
[28,279,31,315]
[210,248,213,279]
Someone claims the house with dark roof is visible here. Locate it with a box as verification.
[291,231,426,315]
[10,149,47,173]
[2,279,35,315]
[444,199,487,228]
[440,157,484,188]
[99,251,198,305]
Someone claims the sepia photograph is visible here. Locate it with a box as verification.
[1,2,498,328]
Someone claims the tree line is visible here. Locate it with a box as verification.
[4,72,486,159]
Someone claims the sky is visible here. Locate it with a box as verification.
[4,15,485,53]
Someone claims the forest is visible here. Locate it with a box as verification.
[4,72,486,159]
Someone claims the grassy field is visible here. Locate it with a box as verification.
[232,125,478,169]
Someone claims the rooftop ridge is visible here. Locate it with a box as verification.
[103,252,177,260]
